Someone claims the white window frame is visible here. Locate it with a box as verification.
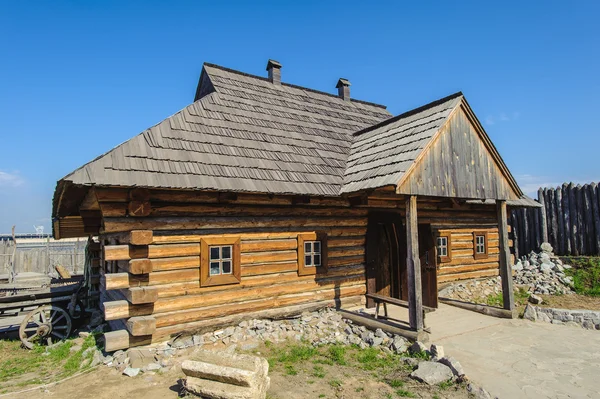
[303,240,322,267]
[209,245,233,276]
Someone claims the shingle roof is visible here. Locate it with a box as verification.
[61,63,392,197]
[341,93,463,194]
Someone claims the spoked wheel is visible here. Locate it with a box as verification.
[19,305,72,349]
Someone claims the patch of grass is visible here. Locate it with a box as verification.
[284,364,297,375]
[355,347,396,370]
[387,379,404,388]
[564,257,600,296]
[328,379,342,388]
[275,344,318,364]
[312,365,326,378]
[318,395,325,398]
[327,345,347,365]
[433,395,440,399]
[395,389,416,397]
[438,379,455,389]
[355,387,364,392]
[482,286,529,308]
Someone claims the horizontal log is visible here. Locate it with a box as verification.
[241,250,297,265]
[328,246,364,258]
[438,262,499,275]
[116,259,153,274]
[126,316,156,336]
[104,275,365,320]
[241,261,298,277]
[102,216,368,233]
[452,247,500,257]
[149,203,367,217]
[103,269,200,290]
[328,255,365,267]
[148,243,200,258]
[154,284,366,328]
[240,239,297,252]
[439,298,517,319]
[122,286,159,304]
[442,254,500,267]
[151,256,200,271]
[438,268,499,283]
[104,245,149,261]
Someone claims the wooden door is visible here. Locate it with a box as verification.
[418,224,438,308]
[366,213,402,307]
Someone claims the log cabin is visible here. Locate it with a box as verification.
[52,60,540,350]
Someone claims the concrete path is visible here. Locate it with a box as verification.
[425,304,600,398]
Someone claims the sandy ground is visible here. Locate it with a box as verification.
[5,303,600,399]
[388,303,600,398]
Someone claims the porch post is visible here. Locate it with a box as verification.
[497,200,515,311]
[405,195,423,331]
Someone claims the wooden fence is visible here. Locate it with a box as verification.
[0,237,87,276]
[511,182,600,257]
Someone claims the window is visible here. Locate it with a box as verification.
[297,232,328,276]
[209,245,233,276]
[473,231,489,260]
[436,233,451,263]
[303,241,321,267]
[200,237,241,287]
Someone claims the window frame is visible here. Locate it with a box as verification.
[472,231,489,260]
[436,233,452,263]
[297,232,328,276]
[200,236,241,287]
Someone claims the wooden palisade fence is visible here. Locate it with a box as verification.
[511,182,600,258]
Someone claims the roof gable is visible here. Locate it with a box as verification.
[396,103,521,200]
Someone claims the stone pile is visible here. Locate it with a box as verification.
[439,243,575,301]
[512,243,574,295]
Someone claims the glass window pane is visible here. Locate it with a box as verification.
[210,262,220,276]
[314,241,321,253]
[222,260,231,274]
[210,247,220,260]
[313,254,321,266]
[305,255,312,266]
[305,242,312,253]
[222,246,231,259]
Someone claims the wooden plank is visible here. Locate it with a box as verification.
[240,250,296,265]
[241,261,298,277]
[151,256,199,271]
[584,184,595,255]
[497,200,514,311]
[103,269,200,290]
[126,316,157,336]
[438,298,516,319]
[437,268,499,283]
[438,261,499,275]
[405,195,423,332]
[591,182,600,255]
[575,185,585,255]
[511,211,519,259]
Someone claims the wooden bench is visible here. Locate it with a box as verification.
[365,293,436,332]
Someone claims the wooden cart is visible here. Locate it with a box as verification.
[0,278,87,349]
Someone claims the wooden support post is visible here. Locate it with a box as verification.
[497,200,515,312]
[405,195,423,331]
[538,188,548,244]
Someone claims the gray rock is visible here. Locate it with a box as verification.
[583,320,595,330]
[409,341,428,355]
[401,357,420,369]
[429,344,444,360]
[529,294,543,304]
[540,242,553,253]
[391,337,409,354]
[374,328,387,339]
[523,304,537,321]
[410,361,453,385]
[241,342,259,351]
[144,363,162,372]
[438,356,465,377]
[123,367,141,377]
[371,337,384,347]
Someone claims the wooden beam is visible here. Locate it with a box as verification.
[126,316,157,336]
[497,200,515,311]
[123,286,159,304]
[405,195,423,331]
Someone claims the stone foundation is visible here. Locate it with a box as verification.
[523,304,600,330]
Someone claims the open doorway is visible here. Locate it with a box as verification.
[366,212,438,308]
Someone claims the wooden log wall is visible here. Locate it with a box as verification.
[92,187,512,350]
[510,182,600,257]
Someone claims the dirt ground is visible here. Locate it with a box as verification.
[2,342,469,399]
[538,293,600,310]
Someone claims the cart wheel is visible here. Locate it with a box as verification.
[19,305,72,349]
[69,299,85,319]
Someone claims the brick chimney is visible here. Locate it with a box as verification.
[266,59,282,85]
[336,78,350,101]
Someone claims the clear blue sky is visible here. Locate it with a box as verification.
[1,1,598,233]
